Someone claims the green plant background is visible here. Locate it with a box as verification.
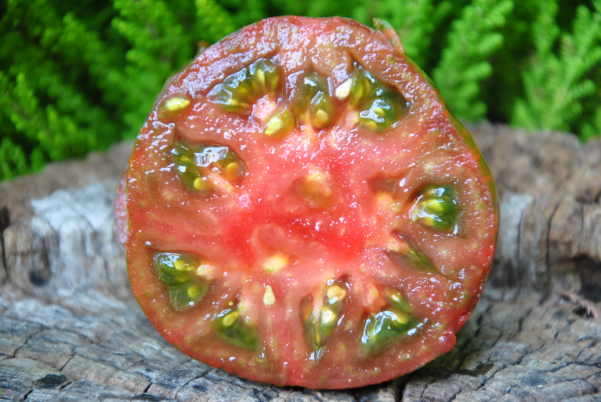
[1,0,600,181]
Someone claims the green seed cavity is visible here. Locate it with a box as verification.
[171,143,246,193]
[360,309,419,355]
[295,72,335,129]
[213,306,260,350]
[348,70,371,108]
[171,144,210,194]
[410,185,460,232]
[385,288,413,315]
[249,59,280,95]
[208,58,281,115]
[336,63,409,132]
[154,252,211,311]
[388,232,438,273]
[301,280,348,359]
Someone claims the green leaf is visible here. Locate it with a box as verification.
[511,0,601,136]
[433,0,514,122]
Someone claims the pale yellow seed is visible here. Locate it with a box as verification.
[193,177,211,191]
[263,286,276,306]
[225,162,240,179]
[335,78,353,100]
[364,120,378,131]
[326,285,347,302]
[163,97,190,112]
[376,192,394,207]
[314,109,330,127]
[394,311,410,325]
[187,284,203,298]
[374,107,386,116]
[174,259,192,271]
[421,216,436,227]
[388,290,403,305]
[237,87,251,98]
[222,311,239,327]
[388,244,402,253]
[422,199,444,212]
[195,263,212,277]
[320,308,337,326]
[255,69,266,86]
[264,117,284,136]
[263,253,289,274]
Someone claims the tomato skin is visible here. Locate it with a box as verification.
[117,16,499,389]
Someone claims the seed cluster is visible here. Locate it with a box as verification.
[388,232,438,274]
[171,143,245,194]
[213,305,260,351]
[336,64,409,132]
[360,287,418,355]
[208,59,281,115]
[153,253,211,311]
[301,280,349,360]
[206,59,409,138]
[410,185,460,233]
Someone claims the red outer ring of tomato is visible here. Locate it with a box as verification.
[116,16,499,389]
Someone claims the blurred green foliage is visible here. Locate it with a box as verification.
[1,0,600,181]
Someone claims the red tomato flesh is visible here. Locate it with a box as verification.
[116,16,499,389]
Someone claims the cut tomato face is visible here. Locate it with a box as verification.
[116,16,499,389]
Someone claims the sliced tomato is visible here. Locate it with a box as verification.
[116,16,499,389]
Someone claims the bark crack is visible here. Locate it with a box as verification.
[0,206,10,283]
[543,201,563,303]
[58,381,73,390]
[59,355,75,372]
[11,328,45,358]
[173,371,209,399]
[21,388,33,400]
[514,202,526,301]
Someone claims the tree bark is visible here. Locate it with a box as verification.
[1,124,600,401]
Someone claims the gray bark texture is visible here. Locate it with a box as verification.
[1,123,600,401]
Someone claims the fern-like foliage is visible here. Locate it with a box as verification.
[432,0,513,121]
[111,0,194,132]
[0,0,120,177]
[353,0,452,68]
[581,109,601,142]
[512,0,601,140]
[0,137,29,182]
[194,0,236,44]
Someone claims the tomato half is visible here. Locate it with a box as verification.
[116,16,499,389]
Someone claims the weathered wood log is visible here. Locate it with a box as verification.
[1,124,600,401]
[470,124,601,302]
